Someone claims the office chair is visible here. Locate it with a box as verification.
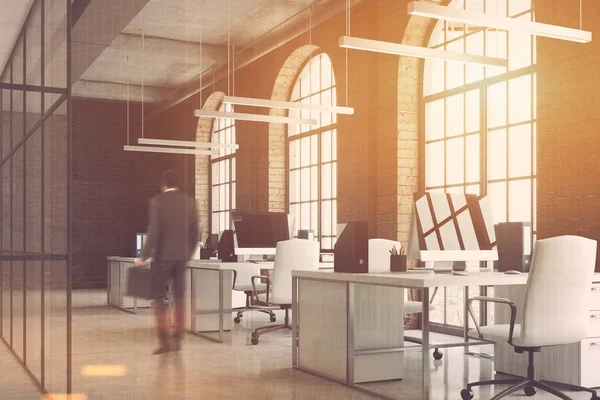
[250,239,320,345]
[368,239,442,360]
[461,235,599,400]
[232,264,276,324]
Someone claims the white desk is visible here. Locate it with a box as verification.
[189,260,333,343]
[291,270,528,400]
[107,257,334,344]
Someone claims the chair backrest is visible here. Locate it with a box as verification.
[520,235,597,347]
[368,238,401,273]
[271,239,320,304]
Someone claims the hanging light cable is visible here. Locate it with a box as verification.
[141,28,144,138]
[194,0,321,124]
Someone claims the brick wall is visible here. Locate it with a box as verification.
[534,0,600,271]
[71,98,195,289]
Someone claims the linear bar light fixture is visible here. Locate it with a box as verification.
[123,145,217,155]
[138,138,239,150]
[339,36,507,67]
[408,1,591,44]
[194,109,317,125]
[222,95,354,115]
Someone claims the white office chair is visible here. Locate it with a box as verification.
[250,239,320,345]
[368,239,442,360]
[461,235,599,400]
[232,265,276,324]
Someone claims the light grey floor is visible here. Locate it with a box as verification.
[0,343,43,400]
[0,290,596,399]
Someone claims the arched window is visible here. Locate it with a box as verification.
[288,53,337,250]
[211,103,236,235]
[423,0,536,327]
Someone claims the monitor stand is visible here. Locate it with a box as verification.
[433,261,453,274]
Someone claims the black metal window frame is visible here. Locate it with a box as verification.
[421,0,537,333]
[210,103,236,235]
[287,53,338,251]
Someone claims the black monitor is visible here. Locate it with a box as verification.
[232,212,291,255]
[206,234,219,250]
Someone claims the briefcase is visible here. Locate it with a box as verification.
[125,267,155,300]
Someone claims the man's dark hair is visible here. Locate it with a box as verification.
[160,170,178,189]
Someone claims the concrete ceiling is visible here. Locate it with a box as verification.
[73,0,353,103]
[0,0,361,106]
[0,0,36,77]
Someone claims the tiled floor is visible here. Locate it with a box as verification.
[0,290,596,399]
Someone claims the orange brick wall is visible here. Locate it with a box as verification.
[534,0,600,271]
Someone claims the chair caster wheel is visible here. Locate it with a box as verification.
[460,389,474,400]
[251,332,258,338]
[590,396,600,400]
[270,315,276,322]
[234,317,241,323]
[524,386,536,396]
[251,337,259,345]
[433,349,443,360]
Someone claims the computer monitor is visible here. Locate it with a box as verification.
[406,192,498,264]
[231,212,294,256]
[206,234,219,250]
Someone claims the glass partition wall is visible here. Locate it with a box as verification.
[422,0,536,333]
[0,0,72,395]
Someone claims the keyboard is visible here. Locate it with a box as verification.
[452,270,494,276]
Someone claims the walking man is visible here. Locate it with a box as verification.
[136,170,199,354]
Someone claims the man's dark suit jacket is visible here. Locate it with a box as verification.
[141,189,199,263]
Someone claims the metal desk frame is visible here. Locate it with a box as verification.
[188,267,228,344]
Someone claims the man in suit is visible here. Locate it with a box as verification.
[136,170,199,354]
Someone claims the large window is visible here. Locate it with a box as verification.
[288,53,337,250]
[423,0,536,328]
[211,103,236,235]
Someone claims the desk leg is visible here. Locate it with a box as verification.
[347,282,355,385]
[464,286,494,360]
[292,277,298,367]
[107,260,110,305]
[422,287,430,400]
[463,286,469,352]
[190,269,196,333]
[218,269,224,343]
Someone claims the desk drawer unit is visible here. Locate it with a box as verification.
[591,284,600,311]
[589,311,600,338]
[581,338,600,387]
[495,282,600,388]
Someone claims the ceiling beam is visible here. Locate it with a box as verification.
[72,79,171,103]
[71,0,152,83]
[117,32,229,62]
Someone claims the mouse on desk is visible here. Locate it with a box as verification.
[504,270,522,275]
